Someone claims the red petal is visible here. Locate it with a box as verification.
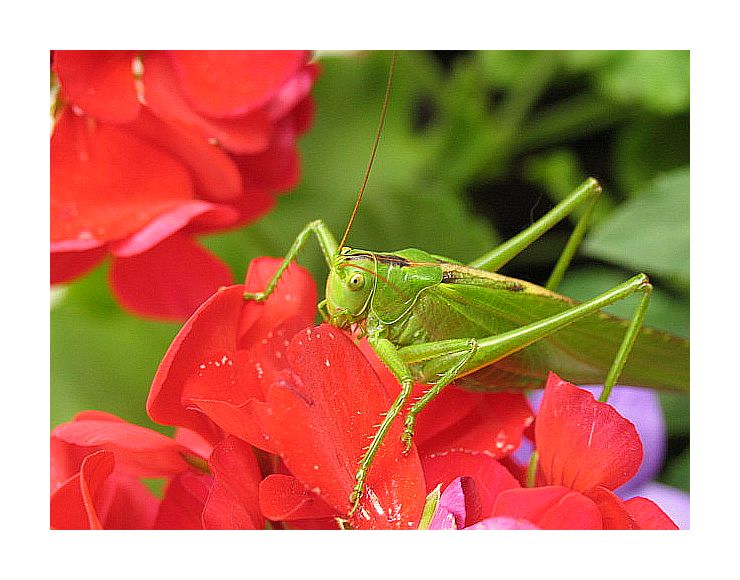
[178,343,276,452]
[167,50,310,118]
[259,474,338,521]
[235,121,300,196]
[142,52,274,154]
[582,486,638,529]
[624,496,679,530]
[148,284,245,439]
[147,258,316,440]
[50,450,114,529]
[155,471,212,529]
[493,486,603,530]
[237,258,318,354]
[96,473,160,529]
[267,324,426,529]
[51,414,194,478]
[418,389,535,460]
[187,398,276,454]
[126,107,243,203]
[421,451,521,520]
[174,427,214,459]
[50,245,108,284]
[54,50,140,123]
[203,436,264,529]
[109,233,233,320]
[535,372,642,491]
[51,108,194,244]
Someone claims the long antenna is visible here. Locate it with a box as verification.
[337,50,397,251]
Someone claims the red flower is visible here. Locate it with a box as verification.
[51,50,318,320]
[50,410,198,529]
[50,411,264,529]
[487,373,679,529]
[421,376,679,530]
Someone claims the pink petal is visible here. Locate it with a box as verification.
[466,517,539,530]
[110,200,238,258]
[428,476,480,530]
[421,451,521,520]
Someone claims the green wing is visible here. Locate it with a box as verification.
[407,267,689,392]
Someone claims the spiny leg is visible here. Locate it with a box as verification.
[243,219,338,302]
[468,178,601,277]
[349,337,414,517]
[401,339,479,452]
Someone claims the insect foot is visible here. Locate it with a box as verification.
[348,467,368,517]
[401,415,415,454]
[242,291,267,301]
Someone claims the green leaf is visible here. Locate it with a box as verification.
[596,50,689,115]
[659,446,690,492]
[477,50,543,89]
[584,167,690,289]
[659,391,690,437]
[523,149,615,225]
[50,265,180,432]
[614,115,690,194]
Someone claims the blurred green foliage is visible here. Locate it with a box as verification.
[51,50,689,489]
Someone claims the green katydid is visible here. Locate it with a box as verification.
[243,52,690,516]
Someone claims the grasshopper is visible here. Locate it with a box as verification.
[244,52,689,516]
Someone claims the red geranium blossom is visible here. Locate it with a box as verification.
[51,50,318,320]
[50,411,265,529]
[423,374,679,530]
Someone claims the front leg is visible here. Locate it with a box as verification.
[349,336,414,517]
[243,219,338,302]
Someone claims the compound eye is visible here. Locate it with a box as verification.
[348,272,365,291]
